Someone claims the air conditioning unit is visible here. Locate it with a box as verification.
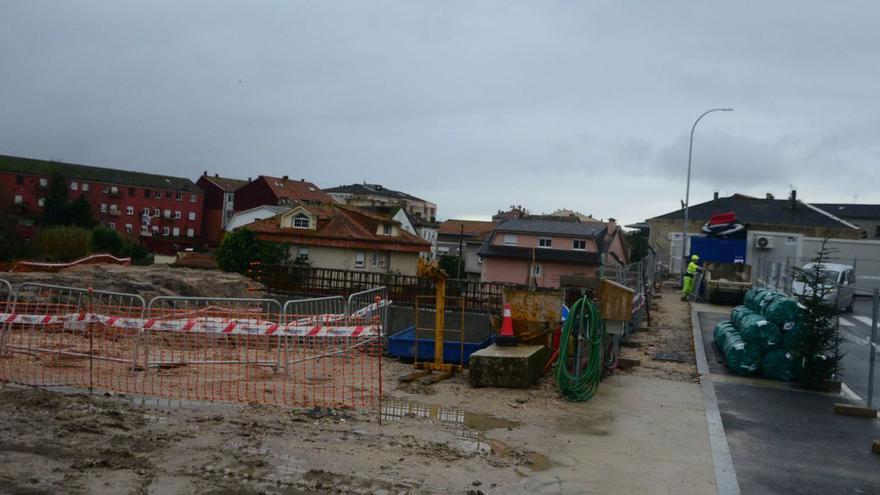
[755,236,775,250]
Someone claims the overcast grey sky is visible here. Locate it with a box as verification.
[2,1,879,224]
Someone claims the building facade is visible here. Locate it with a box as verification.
[437,220,496,280]
[478,217,627,288]
[814,203,880,239]
[0,154,204,251]
[196,173,247,246]
[647,192,864,259]
[247,204,430,276]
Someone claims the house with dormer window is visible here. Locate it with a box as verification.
[234,175,333,213]
[245,204,430,275]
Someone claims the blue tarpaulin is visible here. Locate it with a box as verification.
[689,237,747,264]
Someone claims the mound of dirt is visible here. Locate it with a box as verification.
[2,264,264,301]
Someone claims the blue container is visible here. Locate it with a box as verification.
[387,326,493,365]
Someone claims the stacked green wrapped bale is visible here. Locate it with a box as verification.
[713,320,762,375]
[729,306,782,350]
[737,288,811,381]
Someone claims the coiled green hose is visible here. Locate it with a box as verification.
[555,296,604,401]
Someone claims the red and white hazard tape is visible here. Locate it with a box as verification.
[0,312,379,337]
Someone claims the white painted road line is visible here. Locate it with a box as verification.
[838,317,854,327]
[842,330,868,346]
[852,315,874,327]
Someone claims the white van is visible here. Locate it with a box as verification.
[791,262,856,312]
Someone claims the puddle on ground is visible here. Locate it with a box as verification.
[380,398,521,431]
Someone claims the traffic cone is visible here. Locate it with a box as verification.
[496,303,518,346]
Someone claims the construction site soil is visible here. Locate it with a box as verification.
[0,276,709,494]
[2,265,265,301]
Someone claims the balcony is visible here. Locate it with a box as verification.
[108,209,121,216]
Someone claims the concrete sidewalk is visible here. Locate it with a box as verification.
[692,305,880,495]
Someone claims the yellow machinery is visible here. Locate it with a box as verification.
[400,258,464,383]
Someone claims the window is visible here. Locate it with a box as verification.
[125,224,133,234]
[166,192,172,199]
[175,192,182,201]
[108,222,116,230]
[438,246,450,255]
[186,228,194,238]
[297,247,310,261]
[188,212,196,221]
[70,181,78,191]
[39,177,48,187]
[110,186,118,195]
[876,225,880,238]
[292,214,309,229]
[162,226,170,236]
[354,252,365,268]
[13,194,22,204]
[152,225,159,235]
[371,252,379,266]
[191,194,197,203]
[503,234,518,246]
[128,187,135,197]
[572,239,587,251]
[37,198,45,207]
[533,264,542,276]
[382,224,392,235]
[225,193,234,204]
[100,203,108,213]
[16,175,24,185]
[141,225,149,235]
[172,227,180,237]
[81,182,89,192]
[144,189,151,198]
[847,270,856,284]
[154,191,162,199]
[110,204,118,213]
[174,211,181,220]
[153,208,160,217]
[126,206,134,215]
[538,238,552,248]
[142,208,150,216]
[163,209,171,218]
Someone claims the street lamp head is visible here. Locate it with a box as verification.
[720,108,733,111]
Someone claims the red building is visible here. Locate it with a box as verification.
[196,172,247,246]
[234,175,332,212]
[0,154,205,253]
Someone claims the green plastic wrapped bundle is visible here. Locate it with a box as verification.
[714,320,738,349]
[761,349,796,381]
[744,288,768,312]
[719,329,761,375]
[729,306,782,350]
[763,296,804,337]
[757,291,782,312]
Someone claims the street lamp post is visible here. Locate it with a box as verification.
[681,107,733,277]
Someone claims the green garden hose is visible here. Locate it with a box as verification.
[555,296,605,401]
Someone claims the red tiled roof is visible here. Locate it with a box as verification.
[203,175,247,192]
[438,219,496,236]
[248,204,430,253]
[262,176,333,204]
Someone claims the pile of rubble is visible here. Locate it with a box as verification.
[2,264,264,301]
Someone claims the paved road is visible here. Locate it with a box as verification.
[837,296,879,408]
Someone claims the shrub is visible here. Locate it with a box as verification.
[32,226,91,261]
[215,229,289,273]
[90,227,152,265]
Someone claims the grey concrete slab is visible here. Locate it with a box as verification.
[715,381,880,495]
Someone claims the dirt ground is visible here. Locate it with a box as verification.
[618,283,700,383]
[0,282,710,495]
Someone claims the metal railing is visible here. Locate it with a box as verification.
[0,281,387,409]
[605,252,658,338]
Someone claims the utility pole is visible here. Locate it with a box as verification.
[457,223,464,280]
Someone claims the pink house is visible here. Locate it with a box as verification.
[478,217,628,288]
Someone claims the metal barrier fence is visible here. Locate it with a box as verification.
[0,279,12,311]
[605,252,658,338]
[0,283,386,409]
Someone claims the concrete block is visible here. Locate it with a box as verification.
[833,403,878,418]
[468,344,549,388]
[617,357,641,370]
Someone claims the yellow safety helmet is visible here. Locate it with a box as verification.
[691,254,699,261]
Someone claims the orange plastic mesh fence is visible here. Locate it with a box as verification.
[0,287,384,409]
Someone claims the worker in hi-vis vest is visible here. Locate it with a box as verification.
[681,254,702,301]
